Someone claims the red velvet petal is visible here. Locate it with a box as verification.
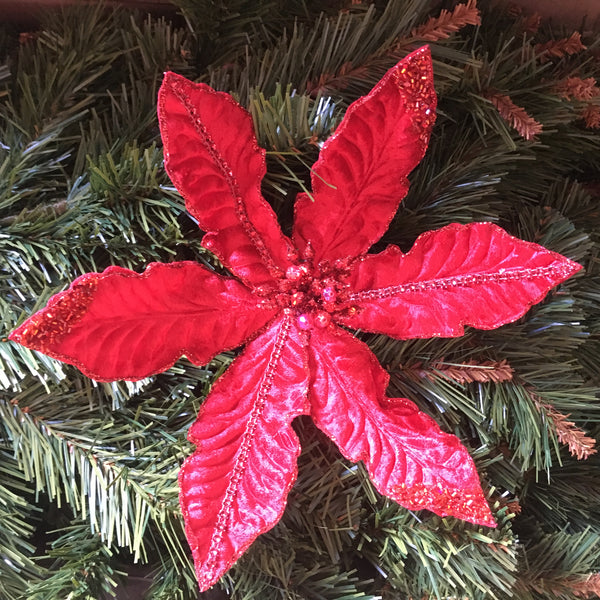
[158,72,293,288]
[180,314,309,591]
[308,326,495,527]
[293,46,436,263]
[9,262,277,381]
[340,222,582,338]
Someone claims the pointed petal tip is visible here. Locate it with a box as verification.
[407,44,432,60]
[395,44,433,74]
[543,253,582,286]
[8,324,35,349]
[159,71,206,101]
[196,562,223,593]
[479,513,498,528]
[161,70,186,85]
[566,257,584,277]
[392,482,496,527]
[467,498,497,528]
[160,71,177,91]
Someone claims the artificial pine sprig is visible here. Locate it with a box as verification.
[530,393,597,461]
[410,0,481,42]
[534,32,586,62]
[484,91,543,140]
[555,77,600,101]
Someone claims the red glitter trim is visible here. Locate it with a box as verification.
[391,47,437,146]
[11,276,97,353]
[348,262,578,303]
[393,482,496,527]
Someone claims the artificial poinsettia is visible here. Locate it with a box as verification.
[10,47,581,590]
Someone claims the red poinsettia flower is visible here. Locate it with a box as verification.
[10,47,580,591]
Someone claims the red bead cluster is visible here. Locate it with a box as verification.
[257,250,358,330]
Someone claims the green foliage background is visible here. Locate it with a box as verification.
[0,1,599,598]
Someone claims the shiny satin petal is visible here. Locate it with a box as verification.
[308,325,495,526]
[158,72,293,288]
[339,222,581,338]
[293,47,436,263]
[9,262,277,381]
[180,314,310,591]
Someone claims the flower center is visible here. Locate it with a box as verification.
[271,257,356,329]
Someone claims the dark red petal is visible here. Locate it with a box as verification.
[308,326,495,527]
[293,46,436,263]
[180,314,309,591]
[158,72,293,288]
[9,262,276,381]
[340,222,582,338]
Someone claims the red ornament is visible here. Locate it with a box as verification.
[10,47,581,591]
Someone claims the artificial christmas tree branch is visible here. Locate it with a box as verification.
[410,0,481,42]
[530,393,597,460]
[534,32,587,62]
[484,92,543,140]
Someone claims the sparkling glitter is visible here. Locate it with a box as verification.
[348,263,577,303]
[391,47,436,146]
[290,292,305,307]
[297,314,311,330]
[393,482,496,527]
[322,286,336,302]
[273,256,358,328]
[314,311,331,328]
[13,278,97,351]
[286,265,303,280]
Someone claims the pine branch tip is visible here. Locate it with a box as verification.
[410,0,481,43]
[485,92,543,140]
[555,77,600,101]
[534,32,586,62]
[531,394,597,460]
[402,359,514,385]
[581,104,600,129]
